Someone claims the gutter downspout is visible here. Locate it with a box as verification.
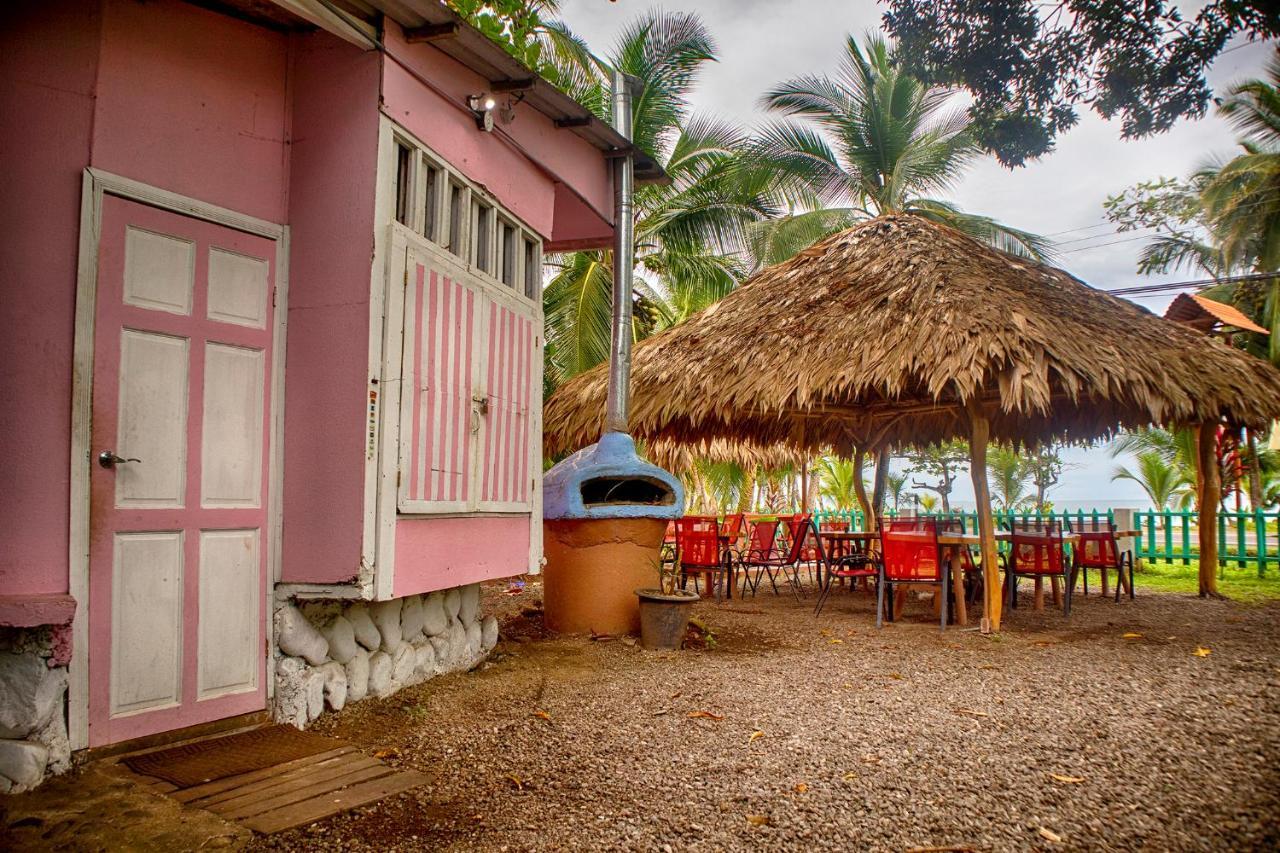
[605,68,636,434]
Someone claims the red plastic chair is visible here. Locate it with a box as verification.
[720,512,745,545]
[1005,519,1075,615]
[741,517,811,599]
[877,517,949,630]
[676,516,731,602]
[814,519,878,615]
[1069,517,1134,601]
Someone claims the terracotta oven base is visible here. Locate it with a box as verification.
[542,518,667,636]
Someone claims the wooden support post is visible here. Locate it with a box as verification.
[967,399,1001,632]
[1197,423,1221,597]
[852,448,875,533]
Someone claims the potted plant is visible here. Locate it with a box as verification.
[635,552,698,650]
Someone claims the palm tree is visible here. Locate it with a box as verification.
[1199,49,1280,361]
[542,12,785,385]
[817,457,860,511]
[1111,451,1191,511]
[987,446,1031,511]
[748,33,1050,266]
[885,472,908,513]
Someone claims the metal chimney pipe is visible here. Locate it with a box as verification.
[605,68,636,434]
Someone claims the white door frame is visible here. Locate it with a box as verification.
[68,169,289,750]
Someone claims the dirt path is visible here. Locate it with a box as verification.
[262,583,1280,851]
[5,582,1277,852]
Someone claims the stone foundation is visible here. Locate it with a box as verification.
[272,584,499,727]
[0,626,72,793]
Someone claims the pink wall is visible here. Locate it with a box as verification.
[0,0,101,596]
[92,0,291,223]
[381,20,613,243]
[393,517,530,597]
[280,32,382,585]
[0,0,291,598]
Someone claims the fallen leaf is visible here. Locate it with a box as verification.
[842,682,853,689]
[589,632,615,642]
[1038,827,1063,843]
[748,730,765,743]
[669,691,682,700]
[978,664,997,671]
[860,754,881,765]
[1122,632,1144,640]
[688,710,725,721]
[1194,646,1212,657]
[793,782,808,794]
[373,748,400,759]
[746,814,772,827]
[906,847,977,853]
[954,708,990,718]
[828,638,843,644]
[1050,774,1085,784]
[508,775,525,791]
[842,771,858,782]
[532,710,552,722]
[652,709,669,717]
[887,672,903,680]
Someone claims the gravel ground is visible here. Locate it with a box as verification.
[248,581,1280,853]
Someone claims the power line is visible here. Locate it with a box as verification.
[1104,270,1278,297]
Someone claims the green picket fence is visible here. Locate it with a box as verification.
[808,507,1280,577]
[1132,509,1280,577]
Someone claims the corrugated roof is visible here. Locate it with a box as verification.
[1164,293,1269,335]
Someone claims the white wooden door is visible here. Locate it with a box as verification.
[87,195,274,746]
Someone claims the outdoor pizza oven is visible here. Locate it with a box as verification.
[541,432,684,635]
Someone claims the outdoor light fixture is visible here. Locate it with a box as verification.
[467,93,497,132]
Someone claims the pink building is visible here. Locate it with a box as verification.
[0,0,656,791]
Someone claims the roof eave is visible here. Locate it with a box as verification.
[360,0,668,185]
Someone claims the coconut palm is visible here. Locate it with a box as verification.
[817,457,861,511]
[542,12,786,386]
[1199,49,1280,361]
[1111,451,1192,511]
[885,472,908,513]
[747,33,1050,266]
[987,446,1032,511]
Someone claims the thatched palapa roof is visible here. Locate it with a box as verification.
[545,215,1280,456]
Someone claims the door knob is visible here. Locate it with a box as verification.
[98,450,141,469]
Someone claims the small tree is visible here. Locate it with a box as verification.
[1025,446,1065,513]
[904,440,970,513]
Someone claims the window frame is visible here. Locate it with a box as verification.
[389,127,544,307]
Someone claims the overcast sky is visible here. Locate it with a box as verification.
[557,0,1275,507]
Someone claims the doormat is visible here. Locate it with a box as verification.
[123,725,340,788]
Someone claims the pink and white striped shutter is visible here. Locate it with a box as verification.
[398,256,479,514]
[475,295,537,512]
[398,248,538,515]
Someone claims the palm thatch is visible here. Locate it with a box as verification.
[545,215,1280,456]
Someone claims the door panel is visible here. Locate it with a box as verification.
[88,195,274,746]
[109,532,184,717]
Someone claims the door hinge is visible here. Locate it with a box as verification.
[272,286,277,308]
[396,470,402,488]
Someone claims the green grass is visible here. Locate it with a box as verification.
[1135,561,1280,603]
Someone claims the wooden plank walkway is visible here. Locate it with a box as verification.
[126,740,427,835]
